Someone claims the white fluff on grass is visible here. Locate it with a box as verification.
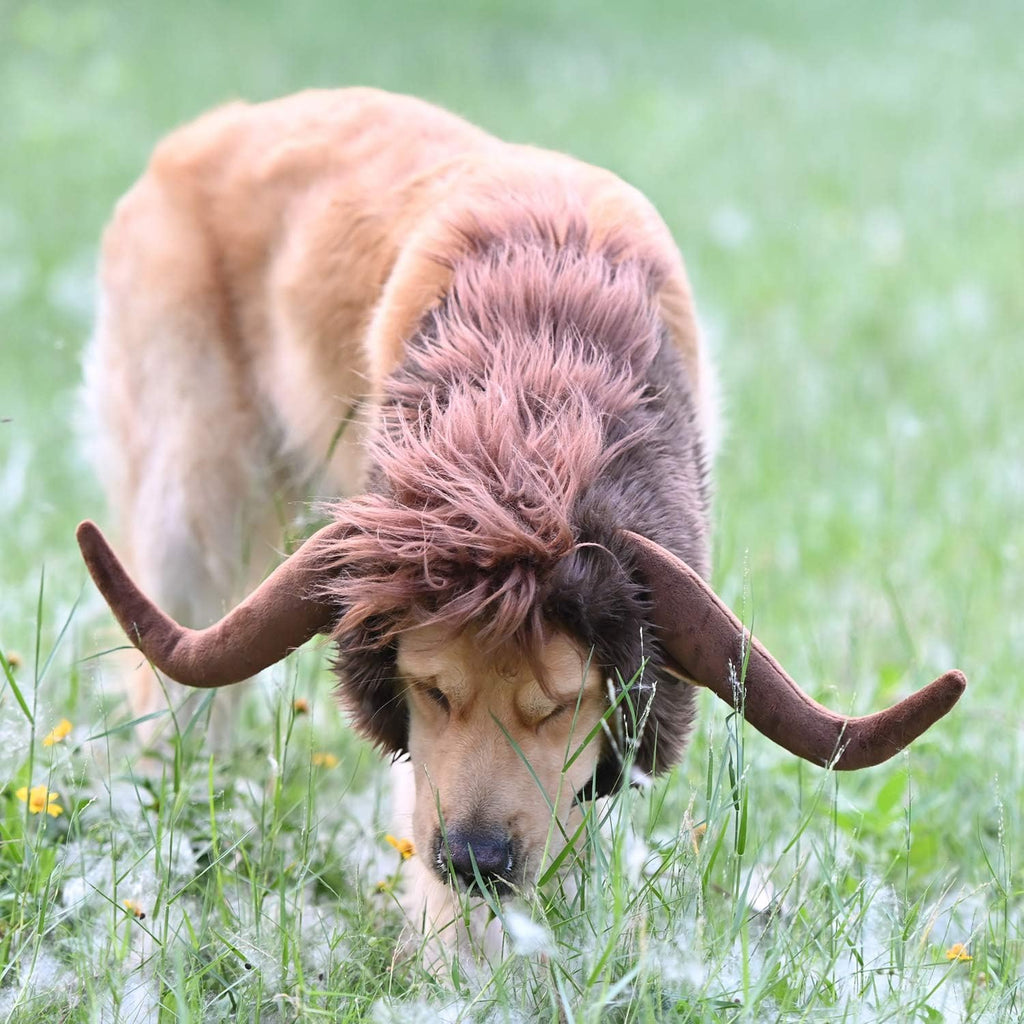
[0,705,33,779]
[226,888,352,996]
[95,959,162,1024]
[328,780,398,882]
[371,996,535,1024]
[371,996,473,1024]
[58,841,113,914]
[0,949,76,1019]
[503,906,553,957]
[623,830,655,886]
[744,862,779,915]
[642,933,708,990]
[59,829,198,919]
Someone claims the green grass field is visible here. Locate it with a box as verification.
[1,0,1022,1019]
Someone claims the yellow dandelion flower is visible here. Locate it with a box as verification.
[945,943,972,962]
[386,834,415,860]
[16,785,64,818]
[123,899,146,919]
[375,880,393,894]
[292,698,310,715]
[311,752,339,769]
[42,718,73,747]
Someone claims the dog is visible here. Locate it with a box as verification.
[78,88,965,960]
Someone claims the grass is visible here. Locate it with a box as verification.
[1,0,1022,1019]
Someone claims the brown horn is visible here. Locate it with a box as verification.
[77,520,344,687]
[622,530,966,770]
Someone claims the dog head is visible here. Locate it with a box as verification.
[397,624,605,891]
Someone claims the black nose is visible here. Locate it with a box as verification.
[436,825,515,890]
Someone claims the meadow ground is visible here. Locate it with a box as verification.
[1,0,1022,1020]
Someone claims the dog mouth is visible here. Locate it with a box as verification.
[444,871,516,900]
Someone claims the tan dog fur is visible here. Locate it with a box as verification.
[84,88,716,959]
[392,625,607,954]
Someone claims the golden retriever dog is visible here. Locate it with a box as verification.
[78,88,965,961]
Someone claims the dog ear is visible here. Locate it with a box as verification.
[548,538,699,799]
[575,755,623,801]
[333,637,409,756]
[578,659,698,800]
[626,661,699,785]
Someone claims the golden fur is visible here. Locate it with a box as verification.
[84,88,716,960]
[391,624,607,953]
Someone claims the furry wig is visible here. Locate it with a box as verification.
[322,204,712,790]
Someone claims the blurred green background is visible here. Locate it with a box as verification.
[1,0,1021,934]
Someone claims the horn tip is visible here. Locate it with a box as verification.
[76,519,104,551]
[937,668,967,703]
[76,519,113,573]
[76,518,96,537]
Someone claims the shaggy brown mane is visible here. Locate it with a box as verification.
[322,205,665,663]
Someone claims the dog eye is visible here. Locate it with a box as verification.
[424,687,450,713]
[541,701,574,726]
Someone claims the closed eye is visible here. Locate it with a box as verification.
[424,686,450,714]
[540,701,576,727]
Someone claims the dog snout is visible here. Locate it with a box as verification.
[435,825,515,891]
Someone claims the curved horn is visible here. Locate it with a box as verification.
[77,520,344,688]
[622,530,966,770]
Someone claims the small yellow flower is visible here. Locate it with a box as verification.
[292,698,310,715]
[386,834,415,860]
[690,822,708,856]
[311,752,339,769]
[4,650,22,669]
[42,718,73,747]
[375,879,393,894]
[945,943,973,962]
[123,899,146,919]
[16,785,64,818]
